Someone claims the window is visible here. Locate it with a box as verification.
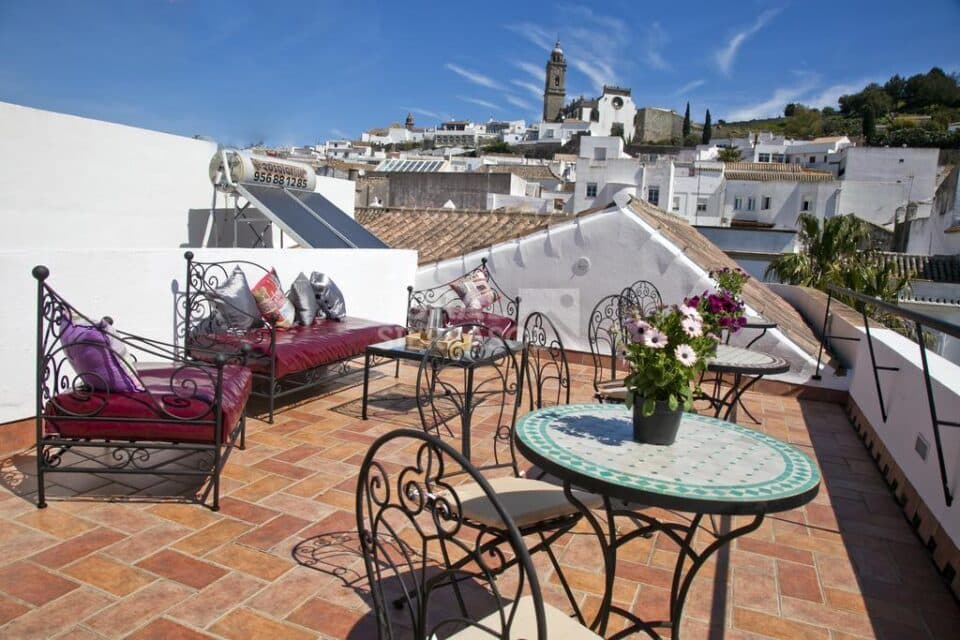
[586,183,598,198]
[762,196,771,210]
[747,197,756,211]
[696,198,708,212]
[758,153,771,163]
[648,187,660,206]
[554,75,560,87]
[772,154,785,163]
[734,196,743,210]
[545,129,554,139]
[672,196,681,212]
[823,155,828,163]
[808,156,816,164]
[593,147,606,161]
[801,199,811,212]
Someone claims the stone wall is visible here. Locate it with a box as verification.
[635,108,683,143]
[368,173,515,209]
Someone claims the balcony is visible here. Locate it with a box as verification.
[0,356,957,638]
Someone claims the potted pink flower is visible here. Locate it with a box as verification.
[621,304,719,445]
[686,267,750,337]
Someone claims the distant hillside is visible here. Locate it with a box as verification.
[712,68,960,149]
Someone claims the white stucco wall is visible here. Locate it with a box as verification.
[0,101,218,249]
[726,180,839,228]
[2,247,417,423]
[415,198,819,380]
[848,326,960,550]
[0,101,357,247]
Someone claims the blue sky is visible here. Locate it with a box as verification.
[1,1,958,146]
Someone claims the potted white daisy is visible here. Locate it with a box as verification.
[621,304,719,445]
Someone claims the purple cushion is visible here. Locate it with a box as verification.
[60,317,143,392]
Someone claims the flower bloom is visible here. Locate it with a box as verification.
[625,318,651,341]
[675,344,697,367]
[681,317,703,337]
[679,304,702,323]
[643,329,668,349]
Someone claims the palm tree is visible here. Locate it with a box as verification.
[717,146,742,162]
[765,213,908,302]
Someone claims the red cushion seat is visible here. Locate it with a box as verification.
[445,308,517,339]
[43,363,252,444]
[193,317,406,379]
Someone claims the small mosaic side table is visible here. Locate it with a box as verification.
[706,344,790,422]
[515,403,821,639]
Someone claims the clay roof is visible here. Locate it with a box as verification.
[875,252,960,283]
[724,162,834,183]
[479,164,562,181]
[356,208,570,264]
[626,198,823,358]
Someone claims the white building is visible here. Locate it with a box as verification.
[569,137,641,212]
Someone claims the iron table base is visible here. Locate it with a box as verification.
[566,485,764,639]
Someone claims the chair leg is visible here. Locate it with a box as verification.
[394,358,400,378]
[540,529,586,625]
[36,444,46,509]
[239,415,246,450]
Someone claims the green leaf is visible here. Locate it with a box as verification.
[667,394,679,411]
[642,397,656,417]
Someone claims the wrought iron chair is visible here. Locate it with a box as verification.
[357,429,601,639]
[414,324,600,625]
[522,312,571,410]
[620,279,662,317]
[587,294,633,403]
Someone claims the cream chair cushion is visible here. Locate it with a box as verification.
[596,380,627,401]
[447,595,602,639]
[454,477,603,529]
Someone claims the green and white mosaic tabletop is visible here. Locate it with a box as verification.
[515,403,820,513]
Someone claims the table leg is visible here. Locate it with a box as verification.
[562,483,616,636]
[598,506,765,639]
[745,327,768,350]
[361,351,371,420]
[462,367,474,462]
[719,373,765,424]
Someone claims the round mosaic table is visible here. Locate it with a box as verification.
[515,403,821,638]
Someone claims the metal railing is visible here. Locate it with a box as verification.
[814,284,960,507]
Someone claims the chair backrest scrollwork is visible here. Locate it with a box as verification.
[356,429,547,639]
[522,312,570,410]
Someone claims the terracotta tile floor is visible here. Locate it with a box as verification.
[0,361,957,639]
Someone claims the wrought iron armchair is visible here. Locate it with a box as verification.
[356,429,600,639]
[620,279,662,317]
[414,324,599,625]
[587,294,633,402]
[522,312,571,410]
[407,258,521,338]
[34,266,250,511]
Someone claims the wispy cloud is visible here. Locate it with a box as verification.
[329,128,349,138]
[405,107,450,122]
[505,94,534,110]
[504,7,630,94]
[726,75,817,121]
[511,79,543,98]
[805,81,869,110]
[673,79,706,96]
[445,63,503,90]
[644,22,670,71]
[458,95,502,111]
[505,23,553,51]
[513,60,544,82]
[714,8,783,75]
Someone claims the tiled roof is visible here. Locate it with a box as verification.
[356,207,570,264]
[479,164,562,181]
[627,198,823,357]
[875,252,960,283]
[724,162,834,183]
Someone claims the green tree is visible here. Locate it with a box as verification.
[611,122,625,139]
[904,67,960,110]
[764,214,907,302]
[717,146,742,162]
[784,103,798,117]
[839,84,894,117]
[682,102,691,139]
[702,109,712,144]
[481,140,513,154]
[862,106,876,142]
[884,74,907,104]
[784,105,823,138]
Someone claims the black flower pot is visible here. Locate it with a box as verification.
[632,400,683,445]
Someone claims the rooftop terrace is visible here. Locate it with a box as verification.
[0,360,957,639]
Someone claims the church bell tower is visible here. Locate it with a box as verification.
[543,39,566,122]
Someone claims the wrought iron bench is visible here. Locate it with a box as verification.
[34,266,250,511]
[406,258,520,338]
[183,252,406,422]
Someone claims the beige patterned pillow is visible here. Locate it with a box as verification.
[450,270,498,310]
